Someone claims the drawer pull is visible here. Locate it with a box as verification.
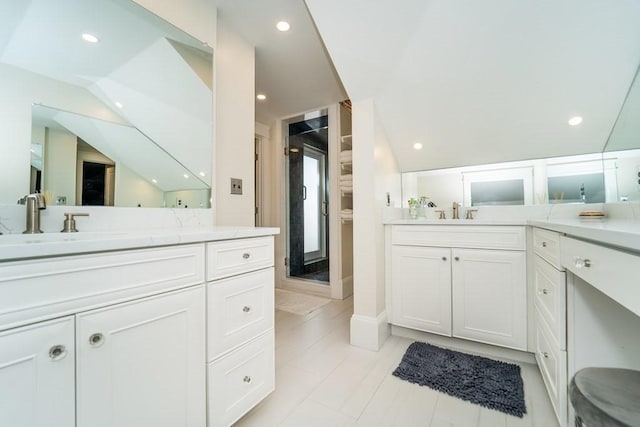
[48,344,67,361]
[542,288,549,295]
[242,253,251,260]
[542,241,547,248]
[242,306,251,313]
[454,256,460,261]
[442,256,447,261]
[243,375,252,383]
[89,333,104,347]
[574,258,592,269]
[542,351,549,359]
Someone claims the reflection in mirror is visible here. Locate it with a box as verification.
[0,0,213,207]
[402,152,607,209]
[602,61,640,202]
[32,105,210,208]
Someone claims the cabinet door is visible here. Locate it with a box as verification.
[0,317,75,427]
[76,285,206,427]
[391,245,452,336]
[452,248,527,350]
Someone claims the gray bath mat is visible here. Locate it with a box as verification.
[392,342,527,417]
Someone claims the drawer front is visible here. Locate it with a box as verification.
[206,237,274,280]
[392,225,525,250]
[208,331,275,427]
[534,307,567,425]
[0,244,205,331]
[533,256,567,349]
[560,236,640,317]
[532,228,563,270]
[207,268,274,360]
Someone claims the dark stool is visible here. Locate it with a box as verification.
[569,367,640,426]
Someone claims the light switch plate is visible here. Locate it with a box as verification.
[230,178,243,195]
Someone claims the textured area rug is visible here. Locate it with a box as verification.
[393,342,527,417]
[274,289,331,315]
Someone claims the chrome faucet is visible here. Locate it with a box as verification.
[452,201,460,220]
[18,193,46,234]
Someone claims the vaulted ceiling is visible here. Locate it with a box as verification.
[219,0,640,172]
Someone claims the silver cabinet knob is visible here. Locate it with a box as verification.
[542,352,549,359]
[243,376,251,383]
[242,253,251,260]
[242,306,251,313]
[574,258,591,268]
[49,344,67,361]
[89,333,104,347]
[542,241,547,248]
[442,256,447,261]
[542,289,549,295]
[454,256,460,261]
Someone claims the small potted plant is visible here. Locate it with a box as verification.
[407,198,419,219]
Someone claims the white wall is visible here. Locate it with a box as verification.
[213,19,256,226]
[351,99,402,350]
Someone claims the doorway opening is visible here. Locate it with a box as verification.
[286,112,329,284]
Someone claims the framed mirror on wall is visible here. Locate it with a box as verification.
[0,0,213,208]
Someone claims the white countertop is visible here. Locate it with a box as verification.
[0,226,280,262]
[385,219,528,226]
[529,219,640,253]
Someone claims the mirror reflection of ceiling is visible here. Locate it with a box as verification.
[305,0,640,172]
[604,62,640,152]
[1,0,213,187]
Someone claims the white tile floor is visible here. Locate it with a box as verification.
[235,295,559,427]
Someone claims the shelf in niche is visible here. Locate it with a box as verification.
[341,218,353,224]
[341,135,352,147]
[340,162,352,172]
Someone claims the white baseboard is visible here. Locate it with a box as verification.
[391,325,536,365]
[350,312,391,351]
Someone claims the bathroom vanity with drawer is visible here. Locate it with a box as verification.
[529,220,640,426]
[0,227,278,427]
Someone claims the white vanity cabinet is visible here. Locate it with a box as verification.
[76,286,205,427]
[0,317,75,427]
[0,231,277,427]
[531,227,567,425]
[206,237,275,427]
[389,225,527,351]
[0,243,207,427]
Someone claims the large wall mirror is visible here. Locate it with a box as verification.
[403,62,640,209]
[1,0,213,208]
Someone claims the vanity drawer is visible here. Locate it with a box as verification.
[0,244,205,331]
[533,228,563,270]
[207,268,274,360]
[208,331,275,427]
[533,256,566,349]
[392,225,525,250]
[534,307,567,425]
[560,236,640,317]
[206,237,274,280]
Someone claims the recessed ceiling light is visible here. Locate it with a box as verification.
[114,101,123,109]
[413,142,423,150]
[199,172,206,177]
[152,179,157,184]
[183,174,189,179]
[256,94,267,101]
[276,21,290,32]
[568,116,583,126]
[82,33,99,43]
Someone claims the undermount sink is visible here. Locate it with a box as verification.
[0,231,130,245]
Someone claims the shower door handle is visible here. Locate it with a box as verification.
[322,200,328,216]
[303,186,307,200]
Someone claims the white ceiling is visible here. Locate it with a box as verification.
[222,0,640,172]
[212,0,347,124]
